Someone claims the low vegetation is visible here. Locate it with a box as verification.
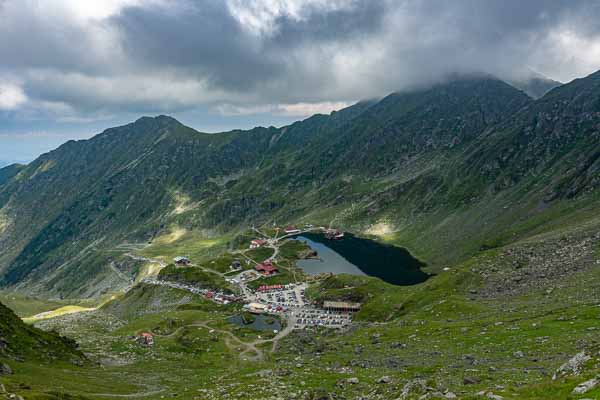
[157,264,233,292]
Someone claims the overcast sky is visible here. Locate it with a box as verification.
[1,0,600,163]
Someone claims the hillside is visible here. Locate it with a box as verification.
[0,300,85,363]
[0,72,599,298]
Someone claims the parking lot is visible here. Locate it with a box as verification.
[251,283,353,329]
[291,309,352,329]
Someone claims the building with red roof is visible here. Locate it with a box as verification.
[250,239,267,249]
[255,261,278,275]
[284,226,301,234]
[138,332,154,346]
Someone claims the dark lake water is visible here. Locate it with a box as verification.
[295,233,430,285]
[227,314,282,331]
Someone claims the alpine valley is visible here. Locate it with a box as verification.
[0,72,599,400]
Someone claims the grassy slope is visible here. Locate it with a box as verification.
[0,291,65,317]
[1,213,596,399]
[0,300,87,397]
[0,76,599,398]
[6,246,598,399]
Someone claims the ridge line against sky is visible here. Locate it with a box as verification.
[1,0,600,162]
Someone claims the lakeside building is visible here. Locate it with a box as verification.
[284,226,301,234]
[323,301,361,312]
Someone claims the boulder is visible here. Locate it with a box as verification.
[463,376,481,385]
[572,376,600,394]
[0,363,13,376]
[553,352,591,380]
[513,351,524,358]
[399,379,429,399]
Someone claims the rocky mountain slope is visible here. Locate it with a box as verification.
[0,72,598,298]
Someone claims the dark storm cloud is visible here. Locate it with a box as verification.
[111,0,386,92]
[266,1,386,48]
[343,0,600,94]
[112,1,278,91]
[1,0,600,120]
[0,1,117,75]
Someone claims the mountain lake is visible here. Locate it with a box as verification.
[227,314,282,332]
[294,233,430,285]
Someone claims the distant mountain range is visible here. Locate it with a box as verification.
[0,71,599,298]
[509,72,562,99]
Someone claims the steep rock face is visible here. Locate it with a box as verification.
[0,72,598,297]
[469,70,600,197]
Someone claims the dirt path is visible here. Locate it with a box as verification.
[192,263,226,278]
[253,319,295,353]
[154,318,295,362]
[90,389,166,398]
[108,261,134,285]
[266,244,279,261]
[124,253,166,268]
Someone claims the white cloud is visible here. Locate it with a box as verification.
[0,82,27,110]
[24,70,238,112]
[2,0,600,126]
[215,101,350,117]
[46,0,145,20]
[278,101,350,116]
[534,28,600,82]
[226,0,358,36]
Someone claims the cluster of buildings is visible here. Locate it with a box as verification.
[161,225,357,335]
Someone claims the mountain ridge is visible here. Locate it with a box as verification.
[0,72,598,298]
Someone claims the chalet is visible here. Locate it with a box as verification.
[250,239,267,249]
[173,256,191,266]
[138,332,154,346]
[284,226,301,234]
[323,301,361,312]
[230,260,242,271]
[255,261,278,276]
